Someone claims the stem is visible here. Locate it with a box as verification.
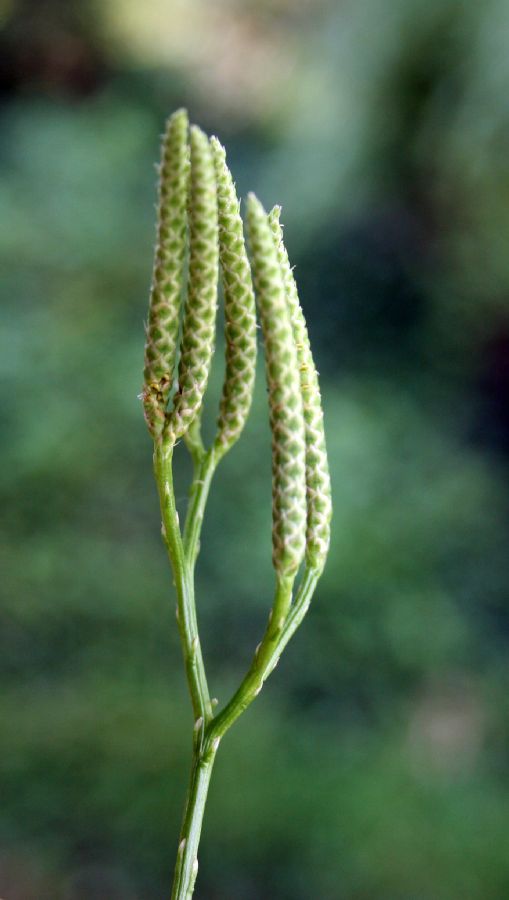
[155,436,321,898]
[154,441,212,724]
[209,566,320,742]
[264,565,320,675]
[184,414,205,467]
[183,448,217,567]
[155,438,219,899]
[208,575,294,741]
[170,741,218,900]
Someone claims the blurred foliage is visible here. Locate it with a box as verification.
[1,0,509,897]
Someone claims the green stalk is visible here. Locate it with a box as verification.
[154,441,212,725]
[156,441,321,898]
[170,740,218,900]
[155,440,299,898]
[208,575,293,740]
[155,439,222,899]
[264,566,320,677]
[183,447,218,568]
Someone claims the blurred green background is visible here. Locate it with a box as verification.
[2,0,509,897]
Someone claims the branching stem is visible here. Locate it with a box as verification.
[154,441,212,726]
[154,439,321,899]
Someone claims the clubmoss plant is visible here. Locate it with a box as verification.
[142,109,332,899]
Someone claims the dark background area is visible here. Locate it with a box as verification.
[1,0,509,897]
